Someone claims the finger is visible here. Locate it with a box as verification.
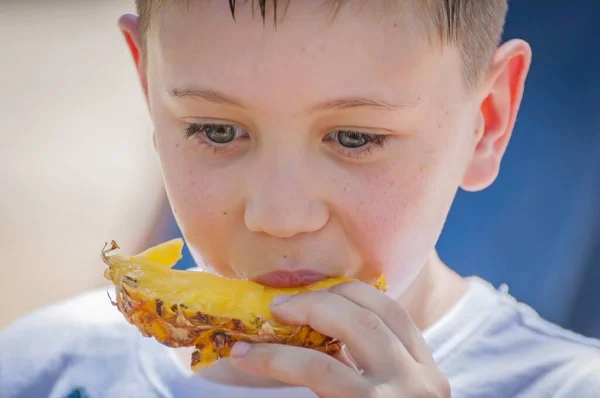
[333,345,361,374]
[270,291,404,375]
[230,342,370,398]
[329,281,434,365]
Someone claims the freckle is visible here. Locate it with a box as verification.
[222,211,227,216]
[388,180,395,186]
[176,143,180,148]
[283,255,287,259]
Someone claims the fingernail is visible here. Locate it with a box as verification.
[271,295,292,306]
[230,342,251,358]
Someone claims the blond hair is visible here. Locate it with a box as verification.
[135,0,508,88]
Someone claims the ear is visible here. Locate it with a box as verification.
[118,14,149,103]
[461,39,532,192]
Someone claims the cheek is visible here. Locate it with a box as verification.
[147,72,237,246]
[154,126,241,272]
[346,169,433,283]
[346,139,463,289]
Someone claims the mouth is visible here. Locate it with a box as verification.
[252,270,330,288]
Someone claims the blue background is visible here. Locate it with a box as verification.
[437,0,600,336]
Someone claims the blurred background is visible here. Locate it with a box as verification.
[0,0,166,329]
[1,0,598,338]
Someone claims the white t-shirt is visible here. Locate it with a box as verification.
[1,277,599,398]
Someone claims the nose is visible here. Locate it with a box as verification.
[244,155,329,239]
[245,198,329,238]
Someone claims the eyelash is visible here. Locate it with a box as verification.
[322,130,388,159]
[184,123,248,154]
[183,123,388,159]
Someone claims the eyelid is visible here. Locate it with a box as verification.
[182,117,252,133]
[323,129,389,160]
[184,122,249,138]
[323,129,386,143]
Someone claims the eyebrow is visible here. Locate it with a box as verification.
[169,88,247,109]
[312,97,411,111]
[168,88,414,112]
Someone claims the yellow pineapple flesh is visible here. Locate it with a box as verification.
[102,239,387,370]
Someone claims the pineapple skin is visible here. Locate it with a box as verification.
[102,239,386,370]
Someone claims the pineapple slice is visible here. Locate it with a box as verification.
[102,239,387,370]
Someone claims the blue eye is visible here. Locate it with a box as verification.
[185,123,238,143]
[206,124,236,144]
[325,130,386,148]
[337,131,370,148]
[323,130,388,159]
[183,122,249,154]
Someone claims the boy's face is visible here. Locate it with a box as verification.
[129,2,524,292]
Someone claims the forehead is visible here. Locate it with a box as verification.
[147,1,463,108]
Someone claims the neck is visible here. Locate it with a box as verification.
[174,250,468,387]
[399,250,468,331]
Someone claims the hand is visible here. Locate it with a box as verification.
[229,281,451,398]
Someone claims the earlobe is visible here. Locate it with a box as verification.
[461,39,532,192]
[118,14,149,101]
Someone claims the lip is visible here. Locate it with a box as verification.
[252,270,329,288]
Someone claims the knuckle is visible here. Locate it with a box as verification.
[353,382,378,398]
[302,355,336,385]
[435,374,452,398]
[356,308,385,333]
[304,291,329,320]
[407,369,451,398]
[253,347,279,373]
[362,386,379,398]
[381,300,409,323]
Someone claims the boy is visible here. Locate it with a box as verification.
[2,1,599,397]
